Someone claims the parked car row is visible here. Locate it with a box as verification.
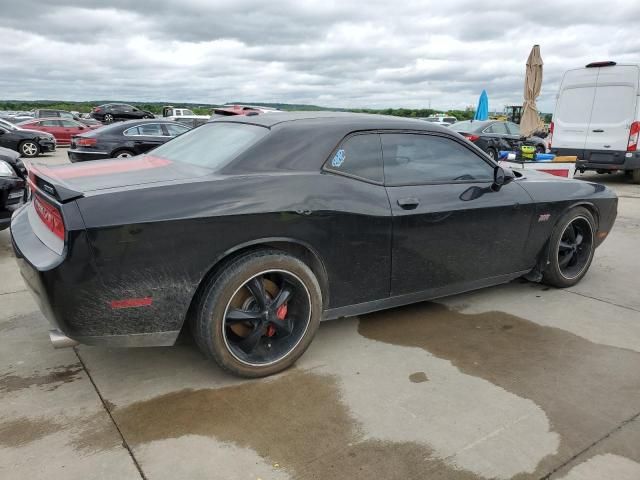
[450,120,547,160]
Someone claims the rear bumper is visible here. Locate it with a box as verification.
[552,148,640,171]
[38,140,56,153]
[10,203,181,347]
[67,149,111,162]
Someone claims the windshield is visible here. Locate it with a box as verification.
[150,122,268,169]
[450,121,478,133]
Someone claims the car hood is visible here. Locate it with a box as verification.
[31,154,208,194]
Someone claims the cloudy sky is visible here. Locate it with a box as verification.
[0,0,638,112]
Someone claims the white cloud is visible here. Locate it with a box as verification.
[0,0,637,112]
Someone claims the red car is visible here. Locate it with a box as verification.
[17,118,101,146]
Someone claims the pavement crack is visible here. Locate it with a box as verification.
[564,289,640,313]
[0,288,28,296]
[538,410,640,480]
[73,347,147,480]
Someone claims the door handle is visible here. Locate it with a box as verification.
[592,129,604,133]
[397,197,420,210]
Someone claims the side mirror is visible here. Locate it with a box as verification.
[492,166,515,191]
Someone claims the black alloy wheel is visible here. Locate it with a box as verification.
[557,216,594,280]
[222,270,311,366]
[192,250,322,378]
[542,207,596,288]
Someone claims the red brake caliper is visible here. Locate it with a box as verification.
[266,304,288,337]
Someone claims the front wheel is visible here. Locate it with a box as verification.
[192,250,322,378]
[19,140,40,158]
[542,207,596,288]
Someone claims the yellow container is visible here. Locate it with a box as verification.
[521,145,535,159]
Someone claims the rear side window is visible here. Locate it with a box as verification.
[164,123,190,136]
[382,134,494,185]
[137,124,164,136]
[40,120,61,127]
[324,134,383,183]
[151,122,268,170]
[485,123,508,134]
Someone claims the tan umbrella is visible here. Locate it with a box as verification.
[520,45,543,137]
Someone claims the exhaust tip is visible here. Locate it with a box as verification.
[49,329,79,349]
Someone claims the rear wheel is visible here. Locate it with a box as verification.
[19,140,40,158]
[113,149,134,158]
[486,147,497,160]
[542,207,596,288]
[103,113,114,124]
[193,250,322,378]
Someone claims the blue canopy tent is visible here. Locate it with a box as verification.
[474,90,489,121]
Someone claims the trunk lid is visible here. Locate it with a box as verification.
[27,154,205,197]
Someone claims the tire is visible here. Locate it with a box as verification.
[596,169,607,174]
[192,250,322,378]
[536,144,546,154]
[112,149,134,158]
[542,207,596,288]
[19,140,40,158]
[486,147,497,161]
[103,113,114,124]
[632,169,640,184]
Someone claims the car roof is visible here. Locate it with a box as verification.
[211,111,448,132]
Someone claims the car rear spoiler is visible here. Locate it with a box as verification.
[23,160,84,203]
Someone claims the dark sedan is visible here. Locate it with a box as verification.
[0,118,56,158]
[11,112,617,378]
[0,146,26,230]
[67,119,191,162]
[451,120,547,160]
[90,103,155,124]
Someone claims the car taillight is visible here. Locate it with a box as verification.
[77,137,97,147]
[548,121,554,149]
[464,134,480,142]
[627,121,640,152]
[93,107,101,112]
[33,194,65,240]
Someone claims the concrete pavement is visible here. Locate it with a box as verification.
[1,148,639,479]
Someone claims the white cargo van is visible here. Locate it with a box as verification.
[550,61,640,183]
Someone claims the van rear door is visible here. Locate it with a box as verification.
[583,65,639,163]
[552,67,598,154]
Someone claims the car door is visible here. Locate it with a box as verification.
[321,132,392,306]
[382,132,535,297]
[111,104,127,120]
[127,123,167,154]
[35,120,63,141]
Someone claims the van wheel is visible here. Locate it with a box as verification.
[192,250,322,378]
[542,207,596,288]
[632,169,640,184]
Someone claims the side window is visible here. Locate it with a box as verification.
[381,134,494,185]
[164,123,190,136]
[507,122,521,135]
[324,133,383,183]
[41,120,61,127]
[123,126,140,136]
[60,120,77,127]
[485,123,508,134]
[137,123,164,136]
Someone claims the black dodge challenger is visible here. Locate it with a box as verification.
[11,112,617,377]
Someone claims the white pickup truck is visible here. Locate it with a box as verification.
[161,106,209,127]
